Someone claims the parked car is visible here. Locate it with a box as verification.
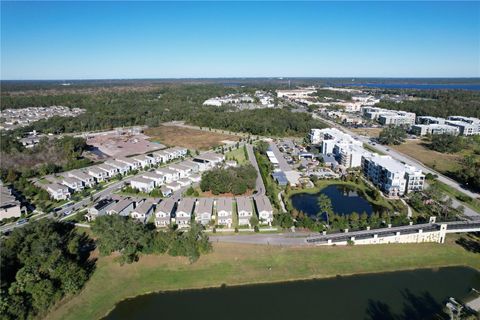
[16,219,28,225]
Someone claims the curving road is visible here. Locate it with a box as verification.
[246,144,265,197]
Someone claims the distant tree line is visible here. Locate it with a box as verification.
[374,89,480,118]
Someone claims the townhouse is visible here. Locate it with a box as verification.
[155,198,175,228]
[180,160,200,173]
[155,168,180,183]
[168,163,191,179]
[236,196,254,226]
[175,197,195,229]
[165,181,182,192]
[141,171,165,187]
[67,170,95,188]
[0,185,26,220]
[106,198,135,216]
[130,177,155,193]
[193,152,225,171]
[194,198,213,225]
[216,197,233,228]
[132,154,156,168]
[177,178,192,187]
[97,163,119,178]
[45,183,71,200]
[131,201,155,223]
[152,150,170,164]
[254,196,274,226]
[104,160,130,175]
[61,177,84,192]
[87,198,116,220]
[87,166,109,182]
[116,157,141,171]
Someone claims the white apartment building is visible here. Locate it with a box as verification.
[362,107,416,126]
[411,124,459,136]
[445,116,480,136]
[361,155,425,197]
[416,116,446,125]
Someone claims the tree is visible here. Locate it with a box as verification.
[378,125,407,145]
[317,194,333,226]
[429,134,464,153]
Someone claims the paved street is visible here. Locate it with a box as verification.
[268,141,292,171]
[246,144,265,197]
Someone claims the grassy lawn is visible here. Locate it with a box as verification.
[48,235,480,320]
[145,125,240,151]
[225,147,248,165]
[363,143,386,155]
[391,139,462,174]
[350,127,382,138]
[431,180,480,213]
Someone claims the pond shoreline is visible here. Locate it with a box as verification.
[103,265,480,319]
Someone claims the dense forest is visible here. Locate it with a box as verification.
[0,220,94,320]
[200,164,257,195]
[1,84,326,137]
[375,89,480,118]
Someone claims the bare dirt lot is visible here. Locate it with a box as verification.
[349,127,382,138]
[145,125,240,150]
[86,131,164,157]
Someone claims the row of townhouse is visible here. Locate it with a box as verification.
[129,153,225,194]
[0,183,27,220]
[414,116,480,136]
[39,147,188,200]
[310,128,425,197]
[87,196,156,223]
[154,195,274,229]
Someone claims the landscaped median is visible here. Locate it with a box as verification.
[48,235,480,320]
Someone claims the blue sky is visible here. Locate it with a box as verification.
[1,1,479,79]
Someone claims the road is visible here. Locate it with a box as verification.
[268,141,292,171]
[246,144,265,197]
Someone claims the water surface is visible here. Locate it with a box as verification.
[105,267,480,320]
[290,184,374,218]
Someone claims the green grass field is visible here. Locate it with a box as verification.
[225,147,248,165]
[48,235,480,320]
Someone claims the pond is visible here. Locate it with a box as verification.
[290,184,375,218]
[104,267,480,320]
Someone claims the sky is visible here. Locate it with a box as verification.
[1,1,479,80]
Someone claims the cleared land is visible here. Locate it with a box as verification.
[350,127,382,138]
[391,139,462,174]
[145,125,240,150]
[48,235,479,320]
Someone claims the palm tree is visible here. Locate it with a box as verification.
[317,194,333,226]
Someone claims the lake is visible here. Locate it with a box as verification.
[338,83,480,91]
[290,184,374,218]
[104,266,480,320]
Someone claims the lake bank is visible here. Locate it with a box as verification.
[47,234,480,320]
[104,266,480,320]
